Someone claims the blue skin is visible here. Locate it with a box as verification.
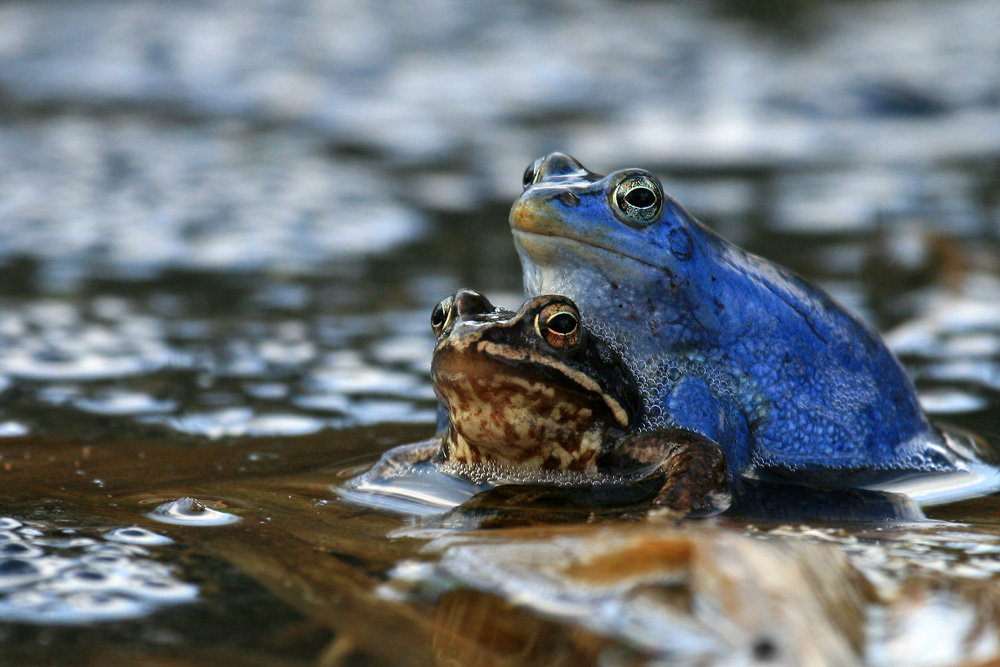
[510,153,953,479]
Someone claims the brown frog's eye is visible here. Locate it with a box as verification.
[431,296,455,336]
[536,302,581,349]
[611,172,663,227]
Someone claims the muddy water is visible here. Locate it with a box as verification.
[1,0,1000,664]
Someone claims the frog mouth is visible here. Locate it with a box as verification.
[511,227,661,271]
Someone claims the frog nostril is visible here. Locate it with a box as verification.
[558,191,580,206]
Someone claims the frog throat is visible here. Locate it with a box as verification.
[473,339,630,429]
[443,427,603,475]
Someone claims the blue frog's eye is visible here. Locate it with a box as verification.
[612,172,663,227]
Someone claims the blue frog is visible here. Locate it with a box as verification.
[511,153,955,481]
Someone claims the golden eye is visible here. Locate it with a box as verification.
[535,301,581,349]
[611,172,662,227]
[431,296,455,336]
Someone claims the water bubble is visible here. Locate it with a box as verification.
[0,559,42,588]
[0,518,23,530]
[0,517,197,624]
[84,543,148,558]
[104,527,174,546]
[145,498,241,527]
[127,578,199,602]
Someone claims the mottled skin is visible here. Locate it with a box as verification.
[512,153,953,479]
[363,289,730,516]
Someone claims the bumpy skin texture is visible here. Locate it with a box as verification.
[511,153,949,476]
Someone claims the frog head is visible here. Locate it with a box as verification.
[510,152,728,354]
[429,289,641,473]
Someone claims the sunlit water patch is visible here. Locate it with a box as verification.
[0,517,196,625]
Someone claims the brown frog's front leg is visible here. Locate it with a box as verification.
[614,428,731,517]
[360,436,444,482]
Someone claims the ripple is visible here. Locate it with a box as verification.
[350,399,437,425]
[0,542,44,559]
[1,353,166,381]
[73,390,177,416]
[145,498,241,527]
[918,389,988,414]
[104,527,174,546]
[143,409,328,438]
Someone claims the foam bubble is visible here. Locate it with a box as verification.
[104,527,174,546]
[145,498,241,527]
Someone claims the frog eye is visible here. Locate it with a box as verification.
[522,158,543,190]
[611,172,663,227]
[536,302,581,349]
[431,296,455,336]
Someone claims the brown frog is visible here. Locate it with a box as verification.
[360,289,731,516]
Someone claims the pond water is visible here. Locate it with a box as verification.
[1,0,1000,664]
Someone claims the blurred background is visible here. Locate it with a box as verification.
[0,0,997,443]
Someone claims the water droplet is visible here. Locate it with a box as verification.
[145,498,241,527]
